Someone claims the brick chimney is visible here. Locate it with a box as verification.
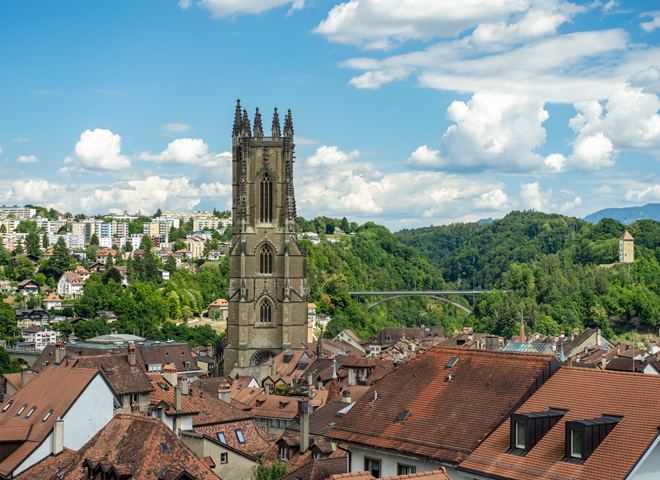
[163,365,178,387]
[20,367,28,388]
[53,418,64,455]
[218,382,231,404]
[128,344,136,366]
[601,354,607,369]
[348,369,355,386]
[55,342,66,364]
[180,376,189,396]
[271,360,277,377]
[572,328,579,340]
[299,399,309,453]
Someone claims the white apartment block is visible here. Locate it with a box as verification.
[0,218,21,233]
[48,234,85,250]
[143,221,171,238]
[0,205,36,218]
[193,218,224,230]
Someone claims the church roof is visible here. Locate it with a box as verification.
[620,230,634,240]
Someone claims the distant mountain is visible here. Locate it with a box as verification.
[584,203,660,224]
[477,218,496,224]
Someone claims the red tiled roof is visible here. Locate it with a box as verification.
[3,372,37,390]
[326,347,559,465]
[74,354,154,396]
[620,230,634,240]
[459,368,660,480]
[15,414,217,480]
[194,418,276,457]
[280,457,348,480]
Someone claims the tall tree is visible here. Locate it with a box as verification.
[140,235,154,251]
[25,231,41,256]
[105,252,114,269]
[42,233,50,249]
[154,208,162,218]
[90,233,100,246]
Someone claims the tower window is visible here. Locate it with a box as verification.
[260,245,274,274]
[260,175,273,223]
[260,301,272,323]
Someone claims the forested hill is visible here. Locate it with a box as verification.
[392,211,660,340]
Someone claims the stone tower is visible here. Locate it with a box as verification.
[224,100,308,373]
[619,230,634,263]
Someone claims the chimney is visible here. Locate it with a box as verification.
[127,344,136,366]
[55,342,66,363]
[163,365,178,387]
[299,399,310,453]
[597,328,602,346]
[180,376,189,396]
[265,383,271,395]
[348,369,355,386]
[207,343,213,358]
[343,389,351,404]
[20,367,28,388]
[307,373,313,386]
[271,360,277,377]
[601,354,607,369]
[218,382,231,404]
[572,328,579,340]
[560,331,565,339]
[617,343,621,355]
[485,335,500,351]
[53,418,64,455]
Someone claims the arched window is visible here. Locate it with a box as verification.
[260,175,273,223]
[260,301,272,323]
[260,245,273,274]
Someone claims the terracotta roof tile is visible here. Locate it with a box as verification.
[194,418,276,457]
[326,346,559,465]
[15,414,218,480]
[459,368,660,480]
[281,457,348,480]
[74,354,154,396]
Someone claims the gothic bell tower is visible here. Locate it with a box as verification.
[224,100,308,372]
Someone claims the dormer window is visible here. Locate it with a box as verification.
[509,408,567,456]
[563,415,622,463]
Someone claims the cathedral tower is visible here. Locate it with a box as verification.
[224,100,308,372]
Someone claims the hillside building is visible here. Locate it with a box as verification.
[224,101,308,372]
[619,230,634,263]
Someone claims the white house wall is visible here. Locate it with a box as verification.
[631,436,660,479]
[15,432,54,476]
[62,374,115,450]
[348,446,474,480]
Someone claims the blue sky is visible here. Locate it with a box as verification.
[1,0,660,230]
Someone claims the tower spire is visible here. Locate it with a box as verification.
[253,107,263,137]
[232,99,242,137]
[242,109,251,137]
[272,107,281,137]
[283,109,294,138]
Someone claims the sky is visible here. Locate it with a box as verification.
[1,0,660,230]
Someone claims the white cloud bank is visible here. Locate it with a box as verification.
[61,129,132,173]
[183,0,305,17]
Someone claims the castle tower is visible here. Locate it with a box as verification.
[224,100,308,372]
[619,230,634,263]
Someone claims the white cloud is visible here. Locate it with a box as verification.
[640,11,660,33]
[314,0,582,51]
[628,66,660,94]
[348,67,411,89]
[163,123,191,133]
[15,155,39,163]
[138,138,231,167]
[62,129,132,173]
[624,185,660,202]
[306,146,360,167]
[0,145,2,154]
[352,162,385,181]
[519,182,552,211]
[406,94,554,173]
[196,0,305,17]
[561,196,582,211]
[178,0,193,9]
[567,133,615,171]
[474,189,509,210]
[4,180,64,204]
[12,138,29,143]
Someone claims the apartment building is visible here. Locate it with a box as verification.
[0,205,36,218]
[193,217,224,230]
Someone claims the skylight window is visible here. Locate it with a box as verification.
[2,401,13,413]
[42,410,53,423]
[161,443,169,453]
[397,410,410,422]
[25,407,36,419]
[446,358,459,368]
[16,404,27,417]
[217,433,226,444]
[236,429,245,444]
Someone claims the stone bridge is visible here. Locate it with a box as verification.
[6,348,41,367]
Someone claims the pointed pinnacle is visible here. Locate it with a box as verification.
[272,107,281,137]
[253,107,263,137]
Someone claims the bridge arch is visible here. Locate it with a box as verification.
[366,295,472,314]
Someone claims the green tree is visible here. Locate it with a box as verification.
[42,233,50,249]
[154,208,162,218]
[0,236,9,265]
[15,220,38,233]
[58,319,74,341]
[0,347,20,374]
[25,231,41,256]
[0,303,20,341]
[203,239,212,257]
[340,216,350,233]
[13,256,35,281]
[173,239,186,252]
[250,461,288,480]
[106,253,114,270]
[140,235,154,251]
[90,233,100,246]
[42,237,74,280]
[165,255,177,273]
[124,241,133,253]
[181,306,193,322]
[0,224,6,234]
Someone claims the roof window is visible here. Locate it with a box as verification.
[25,406,36,419]
[236,429,245,444]
[2,401,13,413]
[161,443,169,453]
[16,404,27,417]
[217,432,226,444]
[446,358,459,368]
[563,415,622,463]
[509,408,567,455]
[42,410,53,423]
[397,410,410,422]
